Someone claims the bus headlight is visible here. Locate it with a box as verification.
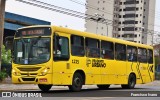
[12,69,20,76]
[41,68,49,76]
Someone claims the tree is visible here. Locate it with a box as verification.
[1,45,11,64]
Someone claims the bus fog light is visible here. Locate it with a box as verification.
[39,78,47,82]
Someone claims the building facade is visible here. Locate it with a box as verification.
[85,0,156,45]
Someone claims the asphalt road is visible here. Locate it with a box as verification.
[1,83,160,99]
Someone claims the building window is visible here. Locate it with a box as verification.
[136,1,139,4]
[136,8,139,11]
[125,7,136,11]
[120,2,122,5]
[124,27,135,31]
[135,27,138,30]
[103,1,105,3]
[135,34,137,37]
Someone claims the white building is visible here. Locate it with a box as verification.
[85,0,156,45]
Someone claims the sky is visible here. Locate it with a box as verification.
[5,0,160,33]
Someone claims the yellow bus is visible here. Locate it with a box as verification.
[10,25,154,92]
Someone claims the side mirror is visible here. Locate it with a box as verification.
[5,36,14,50]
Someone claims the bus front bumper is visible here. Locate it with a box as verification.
[12,74,52,84]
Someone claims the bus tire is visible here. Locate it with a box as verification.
[38,84,52,92]
[97,85,110,90]
[121,74,136,89]
[68,73,83,92]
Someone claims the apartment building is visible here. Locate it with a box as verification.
[85,0,156,45]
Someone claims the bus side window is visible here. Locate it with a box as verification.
[115,43,126,61]
[71,35,85,56]
[138,48,147,63]
[101,41,114,59]
[85,38,100,58]
[127,46,137,62]
[147,49,153,64]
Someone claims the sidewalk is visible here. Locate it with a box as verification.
[0,78,160,91]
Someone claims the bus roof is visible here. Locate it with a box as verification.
[17,25,153,49]
[52,26,153,49]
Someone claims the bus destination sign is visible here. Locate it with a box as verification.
[15,27,51,37]
[21,29,44,36]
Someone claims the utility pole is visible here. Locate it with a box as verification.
[0,0,6,71]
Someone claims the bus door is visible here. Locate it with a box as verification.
[52,32,71,85]
[115,43,127,84]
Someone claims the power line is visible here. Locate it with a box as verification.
[14,0,160,36]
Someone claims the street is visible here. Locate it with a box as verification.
[0,81,160,100]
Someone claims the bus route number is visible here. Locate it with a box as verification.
[72,59,79,64]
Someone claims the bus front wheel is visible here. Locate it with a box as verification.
[121,74,136,89]
[68,73,83,92]
[38,84,52,92]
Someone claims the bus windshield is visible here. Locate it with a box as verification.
[13,37,50,64]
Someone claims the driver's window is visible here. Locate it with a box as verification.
[53,35,69,61]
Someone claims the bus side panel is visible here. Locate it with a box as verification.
[52,62,72,85]
[114,61,128,84]
[101,59,117,84]
[85,58,101,84]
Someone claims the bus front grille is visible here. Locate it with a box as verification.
[22,78,35,81]
[17,67,41,72]
[21,73,38,76]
